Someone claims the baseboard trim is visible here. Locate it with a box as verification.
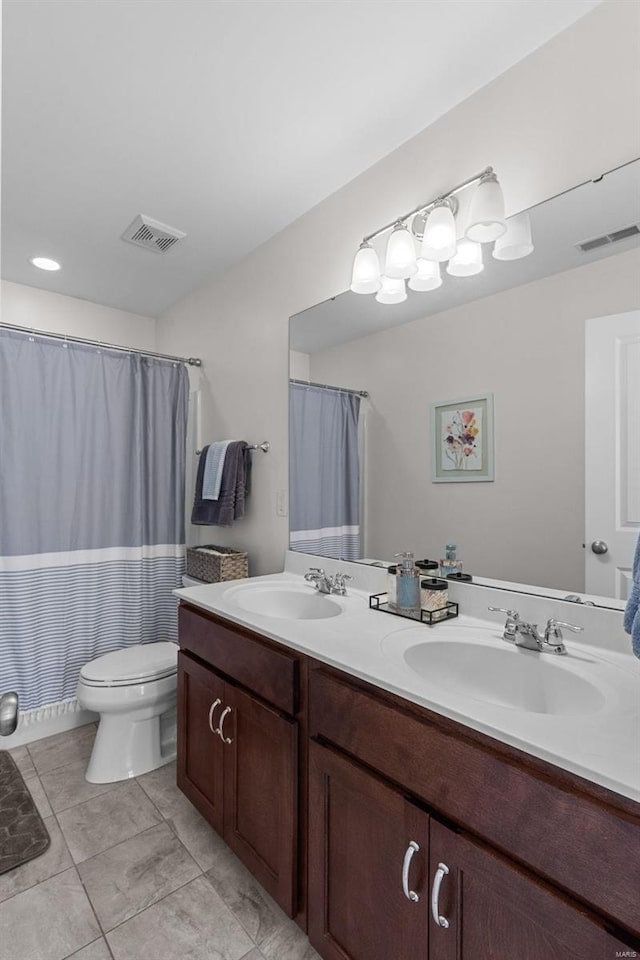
[1,698,99,749]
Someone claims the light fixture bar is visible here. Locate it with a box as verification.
[362,166,493,244]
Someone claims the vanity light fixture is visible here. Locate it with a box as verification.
[493,210,534,260]
[408,258,442,292]
[30,256,61,271]
[350,242,382,294]
[350,166,532,303]
[420,200,457,262]
[384,222,418,279]
[446,240,484,277]
[464,170,506,243]
[375,276,407,304]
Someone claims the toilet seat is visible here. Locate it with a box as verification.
[79,642,178,688]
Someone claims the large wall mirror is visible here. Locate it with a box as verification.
[289,160,640,608]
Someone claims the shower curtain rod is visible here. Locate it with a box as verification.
[290,377,369,398]
[0,322,202,367]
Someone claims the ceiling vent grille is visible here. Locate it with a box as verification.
[576,223,640,253]
[121,214,186,254]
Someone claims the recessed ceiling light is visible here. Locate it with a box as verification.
[30,257,61,271]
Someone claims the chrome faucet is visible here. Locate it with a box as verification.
[304,567,352,596]
[488,607,583,655]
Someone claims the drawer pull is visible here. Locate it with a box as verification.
[402,841,420,902]
[216,705,233,744]
[431,862,450,929]
[208,698,221,734]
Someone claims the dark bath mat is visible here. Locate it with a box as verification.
[0,750,50,874]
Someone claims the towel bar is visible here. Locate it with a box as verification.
[195,440,270,455]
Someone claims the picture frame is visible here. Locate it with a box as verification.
[431,393,494,482]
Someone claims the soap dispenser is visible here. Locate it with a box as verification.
[394,552,421,615]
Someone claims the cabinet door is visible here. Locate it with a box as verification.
[308,740,429,960]
[429,820,632,960]
[223,683,298,916]
[177,651,225,833]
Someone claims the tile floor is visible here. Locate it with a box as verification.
[3,724,320,960]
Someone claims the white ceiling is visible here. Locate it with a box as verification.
[1,0,600,318]
[290,160,640,354]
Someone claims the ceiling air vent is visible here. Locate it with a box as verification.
[576,223,640,253]
[121,214,186,254]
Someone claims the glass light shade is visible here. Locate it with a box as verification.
[421,203,457,262]
[465,174,506,243]
[408,258,442,292]
[375,276,407,305]
[492,211,534,260]
[384,223,418,279]
[446,240,484,277]
[350,243,381,294]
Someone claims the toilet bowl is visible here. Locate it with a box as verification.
[76,642,179,783]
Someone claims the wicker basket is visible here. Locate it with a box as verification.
[186,545,248,583]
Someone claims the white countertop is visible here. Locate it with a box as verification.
[174,568,640,804]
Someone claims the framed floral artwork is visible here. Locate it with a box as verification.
[431,393,494,482]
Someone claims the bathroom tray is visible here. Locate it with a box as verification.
[369,592,459,626]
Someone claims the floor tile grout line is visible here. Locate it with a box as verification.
[102,870,216,940]
[66,819,204,936]
[77,819,202,878]
[38,763,125,814]
[70,861,110,947]
[25,722,98,765]
[54,779,166,867]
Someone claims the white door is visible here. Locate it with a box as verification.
[585,311,640,599]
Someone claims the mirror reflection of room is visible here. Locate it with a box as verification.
[290,162,640,603]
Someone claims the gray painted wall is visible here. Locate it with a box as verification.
[309,248,640,592]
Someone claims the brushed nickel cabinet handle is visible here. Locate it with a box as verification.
[431,862,450,929]
[208,698,221,734]
[402,841,420,902]
[216,705,233,744]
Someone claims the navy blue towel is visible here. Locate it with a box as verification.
[191,441,251,526]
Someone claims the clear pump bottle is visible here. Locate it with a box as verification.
[394,552,421,615]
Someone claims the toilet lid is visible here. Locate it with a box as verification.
[80,642,179,685]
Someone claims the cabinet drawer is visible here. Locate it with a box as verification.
[179,604,298,715]
[309,666,640,937]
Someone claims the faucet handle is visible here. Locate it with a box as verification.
[333,572,352,594]
[488,606,520,620]
[543,618,583,654]
[545,618,584,637]
[488,606,521,641]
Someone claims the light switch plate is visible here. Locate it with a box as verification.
[276,488,288,517]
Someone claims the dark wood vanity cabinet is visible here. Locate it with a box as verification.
[307,739,630,960]
[177,605,300,915]
[177,604,640,959]
[428,820,628,960]
[308,740,430,960]
[308,666,640,959]
[177,652,225,833]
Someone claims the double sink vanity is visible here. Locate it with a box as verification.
[174,554,640,959]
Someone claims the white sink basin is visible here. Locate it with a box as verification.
[401,640,605,716]
[224,583,343,620]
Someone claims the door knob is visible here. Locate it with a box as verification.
[590,540,608,555]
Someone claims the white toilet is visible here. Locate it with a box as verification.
[76,642,179,784]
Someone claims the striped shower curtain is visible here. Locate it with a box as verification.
[0,329,189,714]
[289,383,361,560]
